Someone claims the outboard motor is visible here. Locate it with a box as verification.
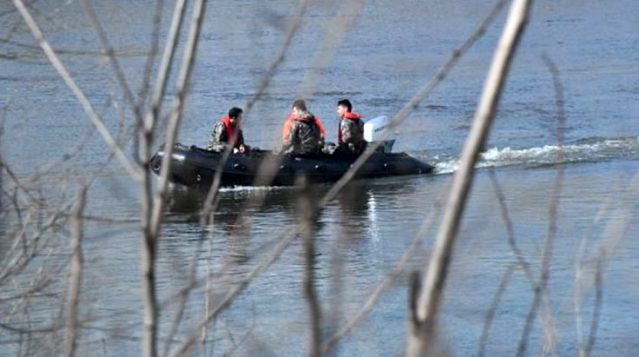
[364,115,395,153]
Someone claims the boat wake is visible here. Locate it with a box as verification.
[218,185,291,193]
[168,136,638,194]
[430,136,639,175]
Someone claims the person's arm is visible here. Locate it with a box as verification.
[237,129,245,147]
[281,121,297,153]
[314,115,326,140]
[340,120,353,144]
[207,122,227,152]
[236,129,249,153]
[281,117,292,141]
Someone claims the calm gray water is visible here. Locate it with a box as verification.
[1,0,638,355]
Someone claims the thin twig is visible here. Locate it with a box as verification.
[585,255,603,355]
[298,179,321,356]
[478,264,516,357]
[488,169,535,283]
[516,53,565,357]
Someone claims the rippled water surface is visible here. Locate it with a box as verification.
[1,0,638,355]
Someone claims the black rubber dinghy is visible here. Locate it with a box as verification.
[150,144,434,187]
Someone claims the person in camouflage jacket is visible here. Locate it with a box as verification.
[207,107,248,153]
[281,100,325,155]
[336,99,366,155]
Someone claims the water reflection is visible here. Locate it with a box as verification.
[162,177,422,234]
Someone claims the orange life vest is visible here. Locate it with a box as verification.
[338,111,362,144]
[219,116,240,148]
[281,113,325,141]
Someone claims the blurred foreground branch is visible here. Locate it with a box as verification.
[65,185,87,357]
[405,0,533,355]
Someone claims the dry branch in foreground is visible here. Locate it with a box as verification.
[405,0,533,355]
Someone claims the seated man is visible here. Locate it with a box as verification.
[207,107,249,153]
[336,99,366,155]
[281,99,325,155]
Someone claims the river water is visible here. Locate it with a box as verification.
[1,0,638,355]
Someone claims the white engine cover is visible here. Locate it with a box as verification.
[363,115,392,142]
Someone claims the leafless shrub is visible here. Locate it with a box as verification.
[6,0,633,356]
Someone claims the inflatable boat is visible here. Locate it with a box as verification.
[149,116,434,187]
[150,144,433,187]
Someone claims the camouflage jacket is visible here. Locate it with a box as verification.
[206,121,245,152]
[282,113,324,155]
[338,113,366,154]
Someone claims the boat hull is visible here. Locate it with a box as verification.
[150,144,433,187]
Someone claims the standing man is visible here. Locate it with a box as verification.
[336,99,366,155]
[207,107,249,153]
[281,99,325,154]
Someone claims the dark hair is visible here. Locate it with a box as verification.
[337,99,352,112]
[292,99,307,112]
[228,107,243,119]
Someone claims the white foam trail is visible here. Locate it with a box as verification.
[218,185,290,193]
[433,137,639,175]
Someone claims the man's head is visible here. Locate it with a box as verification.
[228,107,243,126]
[336,99,352,117]
[292,99,307,115]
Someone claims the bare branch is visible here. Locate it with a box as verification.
[406,0,533,355]
[585,255,603,355]
[65,184,87,357]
